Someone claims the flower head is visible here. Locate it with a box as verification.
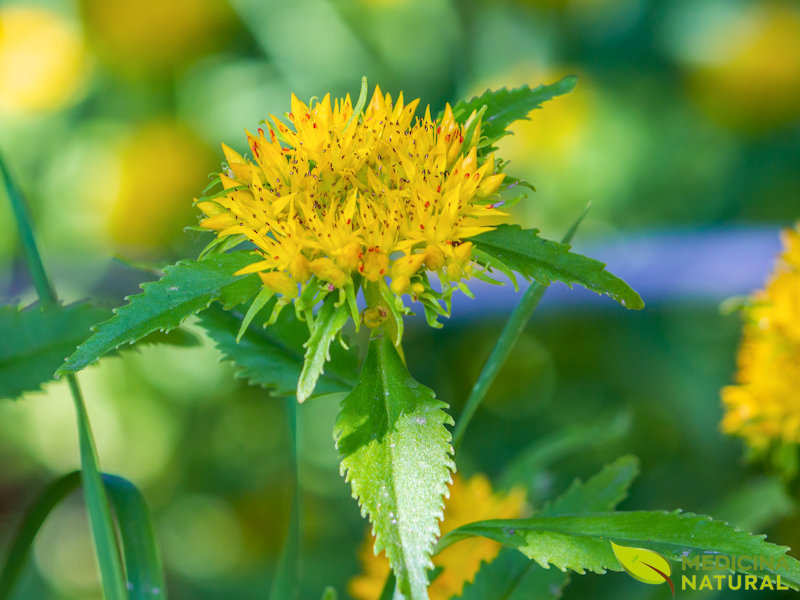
[721,225,800,450]
[348,474,526,600]
[197,84,507,329]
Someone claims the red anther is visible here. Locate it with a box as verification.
[459,135,464,143]
[436,126,441,134]
[436,185,441,192]
[420,224,425,230]
[424,201,430,208]
[465,173,470,178]
[359,264,365,273]
[313,123,317,128]
[305,113,311,119]
[258,127,265,136]
[346,218,351,224]
[379,269,385,275]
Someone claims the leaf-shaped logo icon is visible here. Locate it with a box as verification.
[611,541,674,595]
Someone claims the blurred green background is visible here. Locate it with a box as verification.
[1,0,799,598]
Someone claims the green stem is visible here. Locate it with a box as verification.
[269,397,300,599]
[453,208,589,449]
[0,157,56,304]
[69,377,129,599]
[1,155,128,600]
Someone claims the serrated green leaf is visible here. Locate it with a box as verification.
[197,304,356,397]
[298,294,351,403]
[438,511,800,586]
[450,77,577,155]
[458,456,638,599]
[0,302,107,400]
[335,336,455,600]
[0,301,194,402]
[471,225,644,310]
[540,455,639,517]
[457,549,569,600]
[60,252,262,374]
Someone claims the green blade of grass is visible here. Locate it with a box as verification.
[103,475,166,599]
[453,205,590,448]
[0,472,166,600]
[1,155,128,600]
[0,472,81,599]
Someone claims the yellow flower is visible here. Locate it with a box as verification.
[721,225,800,449]
[0,6,87,114]
[198,85,507,321]
[349,474,526,600]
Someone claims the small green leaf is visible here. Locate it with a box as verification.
[450,77,577,155]
[320,587,338,600]
[437,511,800,586]
[197,304,357,397]
[60,252,262,374]
[335,336,455,599]
[471,225,644,310]
[540,455,640,517]
[298,294,351,403]
[237,286,274,342]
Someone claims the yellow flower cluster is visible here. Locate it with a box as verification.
[197,86,506,307]
[721,225,800,448]
[349,474,526,600]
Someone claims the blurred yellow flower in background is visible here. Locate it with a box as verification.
[0,5,88,114]
[79,0,235,72]
[349,474,526,600]
[492,65,593,171]
[109,120,215,253]
[687,3,800,133]
[722,225,800,449]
